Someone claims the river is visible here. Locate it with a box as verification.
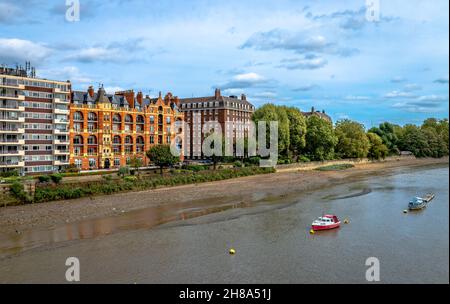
[0,164,448,283]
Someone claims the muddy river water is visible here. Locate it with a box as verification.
[0,164,448,283]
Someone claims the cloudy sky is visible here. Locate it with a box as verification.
[1,0,448,127]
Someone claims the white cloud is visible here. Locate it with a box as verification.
[0,38,52,65]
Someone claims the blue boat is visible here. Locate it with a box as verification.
[408,197,427,210]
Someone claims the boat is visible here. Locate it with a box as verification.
[408,193,435,210]
[311,214,341,231]
[408,197,427,210]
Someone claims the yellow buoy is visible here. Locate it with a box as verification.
[344,219,349,224]
[229,248,236,255]
[309,229,315,235]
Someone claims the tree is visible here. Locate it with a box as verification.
[283,106,307,159]
[421,118,449,157]
[335,119,370,159]
[367,132,389,160]
[369,122,400,155]
[397,124,428,157]
[146,145,180,175]
[252,104,290,157]
[303,115,338,161]
[128,155,143,175]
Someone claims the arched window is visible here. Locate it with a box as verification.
[87,135,97,145]
[125,136,133,144]
[113,113,121,123]
[73,111,83,121]
[136,136,145,153]
[88,112,97,121]
[136,115,144,124]
[73,135,83,145]
[125,114,133,123]
[113,135,121,145]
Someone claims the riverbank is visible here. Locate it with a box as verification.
[0,157,447,235]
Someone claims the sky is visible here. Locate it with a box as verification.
[0,0,448,128]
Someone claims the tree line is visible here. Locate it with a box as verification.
[253,104,449,163]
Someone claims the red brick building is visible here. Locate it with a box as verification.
[70,86,183,170]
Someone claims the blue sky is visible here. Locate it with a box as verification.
[0,0,448,127]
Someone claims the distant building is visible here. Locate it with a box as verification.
[70,86,183,170]
[302,106,332,123]
[179,89,255,160]
[1,65,71,175]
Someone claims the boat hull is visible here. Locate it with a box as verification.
[312,223,341,231]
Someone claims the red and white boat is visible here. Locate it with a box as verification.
[311,214,341,231]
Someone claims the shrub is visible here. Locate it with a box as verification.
[0,170,19,178]
[299,156,310,163]
[233,161,243,168]
[9,182,32,204]
[50,173,63,184]
[63,164,80,173]
[38,175,51,183]
[102,175,113,181]
[118,166,130,177]
[124,176,138,182]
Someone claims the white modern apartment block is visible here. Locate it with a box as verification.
[0,65,71,175]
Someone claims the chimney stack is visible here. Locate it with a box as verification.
[215,88,221,99]
[311,106,315,113]
[88,86,95,98]
[136,91,143,105]
[241,94,247,101]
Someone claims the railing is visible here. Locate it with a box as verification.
[0,139,20,143]
[0,150,20,154]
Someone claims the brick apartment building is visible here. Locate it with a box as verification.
[179,89,255,160]
[1,65,71,175]
[70,86,183,170]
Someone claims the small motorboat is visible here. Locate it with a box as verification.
[408,197,427,210]
[311,214,341,231]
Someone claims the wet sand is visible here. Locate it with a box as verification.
[0,157,447,237]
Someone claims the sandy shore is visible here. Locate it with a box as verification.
[0,157,447,235]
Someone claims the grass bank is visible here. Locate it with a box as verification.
[315,164,355,171]
[23,167,275,204]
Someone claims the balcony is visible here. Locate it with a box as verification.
[54,87,70,94]
[0,127,24,134]
[0,161,25,168]
[54,108,69,115]
[0,150,24,156]
[54,159,70,166]
[54,149,70,155]
[54,128,69,135]
[54,118,69,125]
[0,94,25,101]
[54,139,69,145]
[0,104,25,112]
[0,139,25,145]
[54,97,69,104]
[0,116,25,123]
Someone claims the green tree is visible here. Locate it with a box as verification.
[283,106,307,159]
[367,132,389,160]
[128,155,143,175]
[146,145,180,175]
[369,122,400,155]
[421,118,449,157]
[303,115,338,161]
[398,124,428,157]
[335,119,370,159]
[252,104,290,157]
